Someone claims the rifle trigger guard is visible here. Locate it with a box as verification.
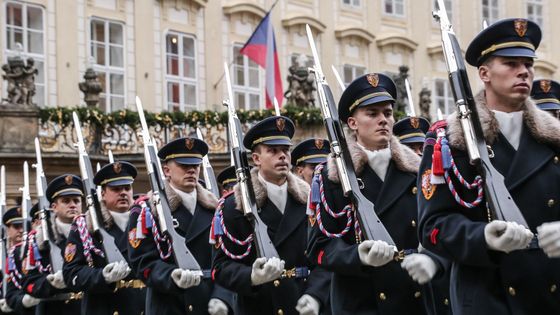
[357,178,365,190]
[172,218,179,228]
[487,145,495,158]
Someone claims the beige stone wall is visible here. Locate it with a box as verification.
[1,0,558,116]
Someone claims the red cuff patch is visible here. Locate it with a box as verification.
[430,228,440,245]
[317,250,325,265]
[26,283,34,294]
[143,268,151,280]
[211,268,216,281]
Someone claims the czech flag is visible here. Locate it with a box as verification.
[240,12,283,109]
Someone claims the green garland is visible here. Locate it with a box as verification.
[38,105,324,128]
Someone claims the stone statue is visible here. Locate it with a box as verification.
[284,54,316,107]
[389,65,409,115]
[79,67,103,107]
[1,52,37,107]
[419,87,432,122]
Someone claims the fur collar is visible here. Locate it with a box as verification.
[233,167,310,210]
[327,131,420,183]
[35,212,70,249]
[446,90,560,150]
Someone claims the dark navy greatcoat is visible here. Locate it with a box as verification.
[418,96,560,315]
[127,184,234,315]
[23,232,82,315]
[306,137,428,315]
[63,215,146,315]
[212,170,332,315]
[5,245,34,315]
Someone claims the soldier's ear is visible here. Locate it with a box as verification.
[347,116,358,131]
[252,151,261,166]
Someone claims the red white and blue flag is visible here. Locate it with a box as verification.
[240,12,283,109]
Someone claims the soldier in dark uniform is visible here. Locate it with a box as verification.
[2,207,38,314]
[127,137,234,315]
[306,73,442,315]
[62,161,146,315]
[216,166,236,196]
[393,116,430,156]
[20,175,85,315]
[418,19,560,315]
[212,116,331,315]
[531,79,560,119]
[290,138,330,185]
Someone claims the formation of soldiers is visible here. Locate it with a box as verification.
[0,13,559,315]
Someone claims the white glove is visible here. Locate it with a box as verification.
[358,240,395,267]
[295,294,320,315]
[22,294,40,308]
[171,269,201,289]
[538,221,560,258]
[484,220,533,253]
[208,298,229,315]
[401,253,438,284]
[0,299,13,312]
[102,261,131,283]
[46,270,67,289]
[250,257,285,286]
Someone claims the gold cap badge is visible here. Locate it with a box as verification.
[514,19,528,37]
[367,73,379,87]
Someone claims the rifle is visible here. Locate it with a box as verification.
[433,0,528,226]
[72,112,126,263]
[20,162,32,260]
[0,165,7,297]
[33,138,64,272]
[223,62,279,259]
[305,25,396,246]
[404,79,417,117]
[135,96,202,274]
[195,128,220,197]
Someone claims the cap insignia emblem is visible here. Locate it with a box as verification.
[410,117,420,129]
[315,139,324,150]
[514,19,528,37]
[367,73,379,87]
[185,138,195,150]
[64,175,73,185]
[540,80,551,93]
[276,118,286,131]
[113,162,122,174]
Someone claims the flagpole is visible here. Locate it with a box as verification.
[212,0,280,90]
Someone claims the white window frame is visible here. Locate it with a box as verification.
[383,0,405,17]
[526,0,543,27]
[89,17,126,112]
[164,31,198,112]
[343,64,366,86]
[481,0,500,25]
[232,44,262,110]
[3,1,46,107]
[433,78,454,117]
[342,0,361,8]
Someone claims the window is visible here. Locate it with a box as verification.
[434,0,453,22]
[343,64,366,86]
[527,0,543,27]
[481,0,500,25]
[4,1,46,106]
[165,32,197,112]
[233,45,261,110]
[383,0,405,17]
[434,79,454,116]
[90,18,125,112]
[342,0,361,8]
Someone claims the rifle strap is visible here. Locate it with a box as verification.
[23,231,50,274]
[74,215,105,264]
[212,197,253,260]
[310,164,357,240]
[8,246,22,289]
[134,202,172,261]
[432,128,485,208]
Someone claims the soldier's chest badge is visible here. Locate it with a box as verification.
[65,243,76,262]
[128,228,141,249]
[308,215,317,227]
[421,169,437,200]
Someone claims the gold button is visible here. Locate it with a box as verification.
[508,287,516,296]
[113,312,118,315]
[411,220,416,227]
[444,298,449,306]
[273,280,280,287]
[554,156,559,164]
[379,292,386,301]
[551,284,557,293]
[188,305,193,312]
[412,187,418,195]
[414,291,421,298]
[277,309,284,315]
[548,199,556,208]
